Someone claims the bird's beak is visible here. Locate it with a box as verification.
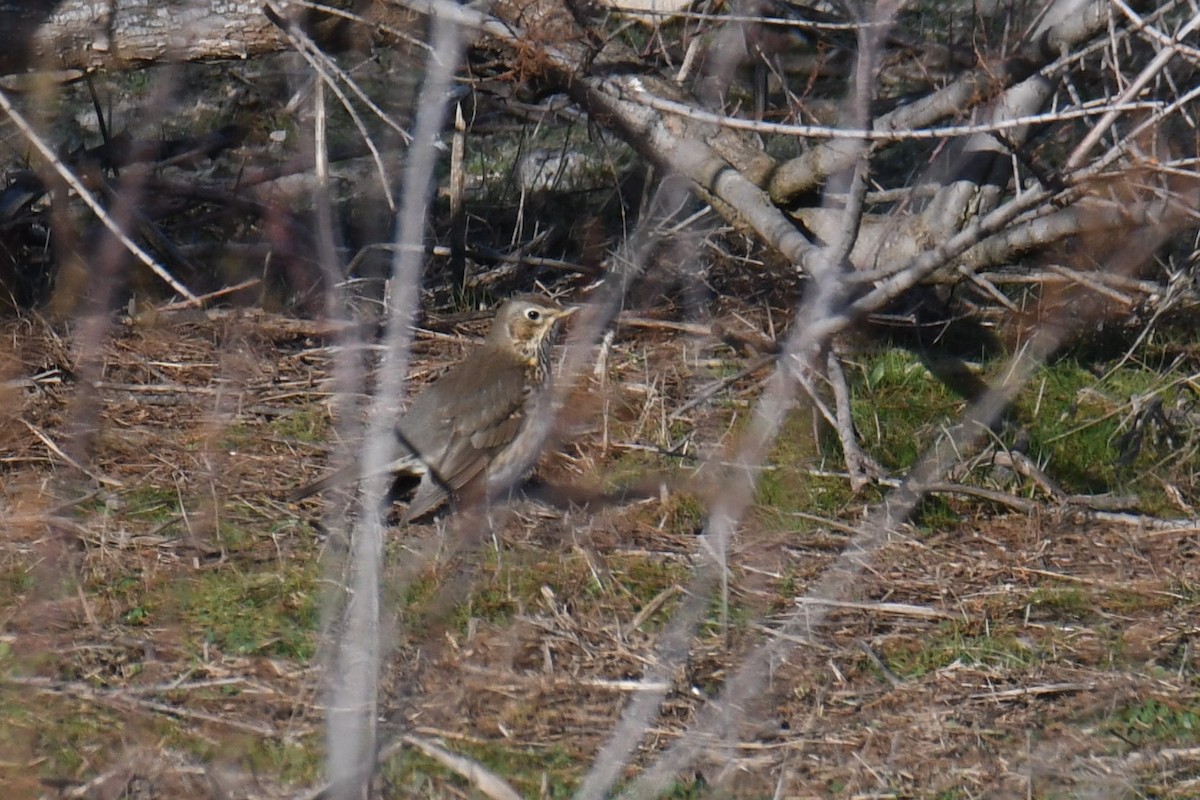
[554,305,580,320]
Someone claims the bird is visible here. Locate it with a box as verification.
[288,294,575,522]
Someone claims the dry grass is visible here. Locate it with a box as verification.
[1,307,1198,799]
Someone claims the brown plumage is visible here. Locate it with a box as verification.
[288,295,574,522]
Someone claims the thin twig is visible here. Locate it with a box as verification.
[395,735,523,800]
[21,420,123,487]
[0,88,199,303]
[157,279,262,311]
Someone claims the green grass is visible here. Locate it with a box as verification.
[210,518,264,555]
[852,349,966,471]
[220,421,256,451]
[456,553,598,626]
[0,687,322,790]
[754,406,855,525]
[879,623,1038,679]
[1020,359,1196,512]
[173,730,323,786]
[827,349,1200,517]
[929,790,970,800]
[612,555,688,613]
[453,550,684,630]
[448,284,499,313]
[117,579,154,626]
[121,485,182,522]
[1026,587,1094,621]
[34,707,120,776]
[240,735,323,785]
[913,493,965,531]
[0,696,128,781]
[75,484,181,523]
[83,566,164,629]
[269,406,330,443]
[380,739,579,798]
[1105,698,1200,747]
[1102,587,1175,615]
[1021,362,1129,492]
[752,349,969,529]
[648,773,724,798]
[174,564,319,659]
[0,562,34,606]
[655,491,706,534]
[605,446,676,494]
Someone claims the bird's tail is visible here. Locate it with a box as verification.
[286,462,361,502]
[286,454,426,503]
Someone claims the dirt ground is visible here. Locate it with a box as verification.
[1,309,1197,799]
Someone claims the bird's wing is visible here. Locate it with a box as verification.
[287,450,424,502]
[287,461,361,502]
[291,353,529,514]
[441,366,529,490]
[398,364,529,522]
[401,472,445,523]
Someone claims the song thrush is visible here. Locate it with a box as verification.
[289,294,574,522]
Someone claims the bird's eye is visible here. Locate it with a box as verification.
[525,308,541,321]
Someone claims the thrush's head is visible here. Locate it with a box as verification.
[487,295,574,364]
